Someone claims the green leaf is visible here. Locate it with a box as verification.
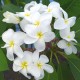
[57,62,74,80]
[0,48,9,71]
[55,0,80,17]
[42,0,50,5]
[0,72,4,80]
[2,4,23,13]
[68,54,80,80]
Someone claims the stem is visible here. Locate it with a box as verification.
[50,50,53,63]
[57,51,68,60]
[54,53,60,64]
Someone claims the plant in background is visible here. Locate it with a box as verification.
[0,0,80,80]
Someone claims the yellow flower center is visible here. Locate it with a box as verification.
[47,8,52,12]
[9,41,14,47]
[37,62,43,69]
[64,19,68,24]
[25,13,30,17]
[21,61,28,69]
[34,21,40,26]
[67,43,71,47]
[67,35,71,39]
[37,32,43,39]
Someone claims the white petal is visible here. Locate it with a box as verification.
[64,31,76,42]
[33,50,39,62]
[22,51,32,63]
[14,45,23,58]
[3,11,20,24]
[68,17,76,27]
[19,69,31,79]
[72,46,77,54]
[57,40,67,49]
[24,34,37,44]
[60,27,70,38]
[35,70,44,80]
[40,13,52,23]
[20,19,29,32]
[29,12,40,23]
[54,18,68,30]
[2,29,14,43]
[13,31,26,45]
[24,1,37,11]
[64,47,72,55]
[30,4,41,12]
[38,70,44,79]
[43,64,54,73]
[13,63,22,72]
[14,57,21,66]
[25,24,37,35]
[60,8,68,19]
[48,2,62,18]
[28,66,40,78]
[16,12,25,17]
[34,39,45,52]
[7,47,14,61]
[44,32,55,42]
[39,55,49,63]
[49,1,60,8]
[52,8,62,18]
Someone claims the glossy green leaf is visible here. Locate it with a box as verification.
[0,48,9,71]
[2,4,23,13]
[42,0,50,5]
[57,62,74,80]
[0,72,4,80]
[55,0,80,17]
[68,54,80,80]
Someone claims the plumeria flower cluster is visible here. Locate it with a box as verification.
[2,1,77,80]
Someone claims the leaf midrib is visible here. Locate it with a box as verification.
[68,59,80,73]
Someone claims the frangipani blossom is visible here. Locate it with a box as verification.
[24,28,55,51]
[16,10,34,22]
[30,3,47,14]
[2,29,26,61]
[60,28,77,42]
[2,11,20,24]
[13,51,33,79]
[57,40,77,55]
[30,51,54,79]
[20,13,52,34]
[24,1,37,11]
[54,15,76,30]
[44,1,63,18]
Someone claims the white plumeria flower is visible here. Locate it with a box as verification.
[24,1,37,11]
[24,28,55,51]
[2,29,26,61]
[30,3,47,14]
[2,11,20,24]
[13,51,42,79]
[13,51,33,79]
[60,28,77,42]
[54,10,76,30]
[57,40,77,55]
[16,10,34,22]
[20,12,52,34]
[29,51,54,79]
[44,1,63,18]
